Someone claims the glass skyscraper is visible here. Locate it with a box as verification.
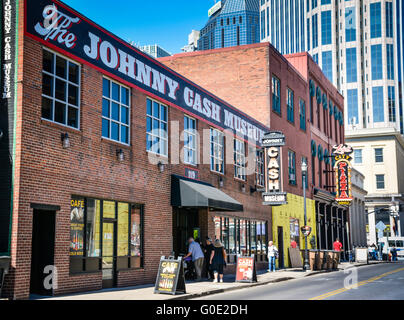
[260,0,404,135]
[197,0,260,50]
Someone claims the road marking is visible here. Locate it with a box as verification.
[309,267,404,300]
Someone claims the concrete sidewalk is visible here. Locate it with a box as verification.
[36,261,386,301]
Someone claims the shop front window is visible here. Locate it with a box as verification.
[70,196,85,257]
[240,220,247,255]
[290,218,300,247]
[86,199,101,257]
[214,216,221,240]
[130,206,142,257]
[229,218,236,254]
[118,203,129,256]
[221,217,229,252]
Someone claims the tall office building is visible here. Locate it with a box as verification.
[260,0,404,243]
[138,44,171,58]
[197,0,260,50]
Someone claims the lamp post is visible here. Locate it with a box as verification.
[301,158,310,271]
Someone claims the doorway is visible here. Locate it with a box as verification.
[277,226,284,269]
[30,210,56,296]
[102,221,116,288]
[173,208,199,256]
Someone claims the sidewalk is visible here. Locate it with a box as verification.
[37,261,386,301]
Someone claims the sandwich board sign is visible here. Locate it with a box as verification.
[235,254,257,283]
[154,256,186,295]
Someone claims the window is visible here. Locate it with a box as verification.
[346,48,357,83]
[321,11,332,45]
[313,53,318,64]
[312,0,317,9]
[345,7,356,41]
[42,49,80,128]
[386,1,393,38]
[376,174,385,189]
[261,10,265,40]
[288,150,296,185]
[371,45,383,80]
[387,44,394,80]
[299,99,306,131]
[256,150,265,187]
[375,148,384,163]
[347,89,358,124]
[354,149,363,164]
[70,197,144,273]
[321,0,331,5]
[322,51,333,82]
[370,2,381,38]
[272,75,281,114]
[184,115,197,165]
[146,98,168,156]
[287,88,294,123]
[102,78,130,144]
[312,14,318,49]
[210,128,224,174]
[388,86,396,122]
[372,86,384,122]
[234,138,246,180]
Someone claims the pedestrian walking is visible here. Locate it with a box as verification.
[204,237,214,279]
[267,241,278,272]
[290,240,297,248]
[390,245,398,262]
[184,237,205,280]
[210,239,227,283]
[333,238,343,252]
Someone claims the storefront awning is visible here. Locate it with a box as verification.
[171,175,243,212]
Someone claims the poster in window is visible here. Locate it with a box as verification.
[70,197,85,256]
[131,207,141,256]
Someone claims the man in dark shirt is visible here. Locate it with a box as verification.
[204,237,214,280]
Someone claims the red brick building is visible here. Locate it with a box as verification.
[1,0,273,299]
[160,43,350,260]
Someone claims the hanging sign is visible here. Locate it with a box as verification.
[154,256,186,295]
[301,226,312,237]
[235,255,257,283]
[262,131,287,206]
[332,144,353,206]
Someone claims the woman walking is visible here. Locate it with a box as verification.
[267,241,278,272]
[210,239,227,283]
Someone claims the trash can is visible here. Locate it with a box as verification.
[332,251,339,269]
[325,251,333,270]
[0,256,11,298]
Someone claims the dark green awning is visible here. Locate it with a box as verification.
[171,175,243,212]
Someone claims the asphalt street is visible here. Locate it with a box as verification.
[195,262,404,300]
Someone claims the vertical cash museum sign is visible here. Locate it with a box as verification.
[332,144,353,206]
[0,0,17,255]
[262,131,287,206]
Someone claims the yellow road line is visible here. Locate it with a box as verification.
[309,267,404,300]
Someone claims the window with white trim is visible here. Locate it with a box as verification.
[256,150,265,187]
[234,138,246,180]
[146,98,168,156]
[184,115,197,165]
[210,128,224,174]
[102,78,130,144]
[42,49,80,128]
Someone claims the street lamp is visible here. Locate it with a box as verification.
[301,158,310,271]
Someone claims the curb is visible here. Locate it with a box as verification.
[169,261,391,300]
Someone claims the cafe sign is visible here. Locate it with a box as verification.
[262,131,287,206]
[332,144,353,206]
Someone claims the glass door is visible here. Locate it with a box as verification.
[102,222,115,288]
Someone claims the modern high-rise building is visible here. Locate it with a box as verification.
[137,44,171,58]
[197,0,260,50]
[182,30,200,52]
[260,0,404,242]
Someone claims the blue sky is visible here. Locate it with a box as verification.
[63,0,214,54]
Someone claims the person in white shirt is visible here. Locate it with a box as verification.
[267,241,278,272]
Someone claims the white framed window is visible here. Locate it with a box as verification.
[374,148,383,163]
[42,49,80,129]
[102,78,130,144]
[184,115,197,165]
[354,149,363,164]
[234,138,246,180]
[376,174,385,189]
[255,150,265,187]
[146,98,168,156]
[210,128,224,174]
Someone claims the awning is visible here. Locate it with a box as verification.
[171,175,243,212]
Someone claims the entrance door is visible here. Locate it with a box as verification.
[173,208,199,256]
[30,210,56,296]
[102,222,116,288]
[277,226,284,269]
